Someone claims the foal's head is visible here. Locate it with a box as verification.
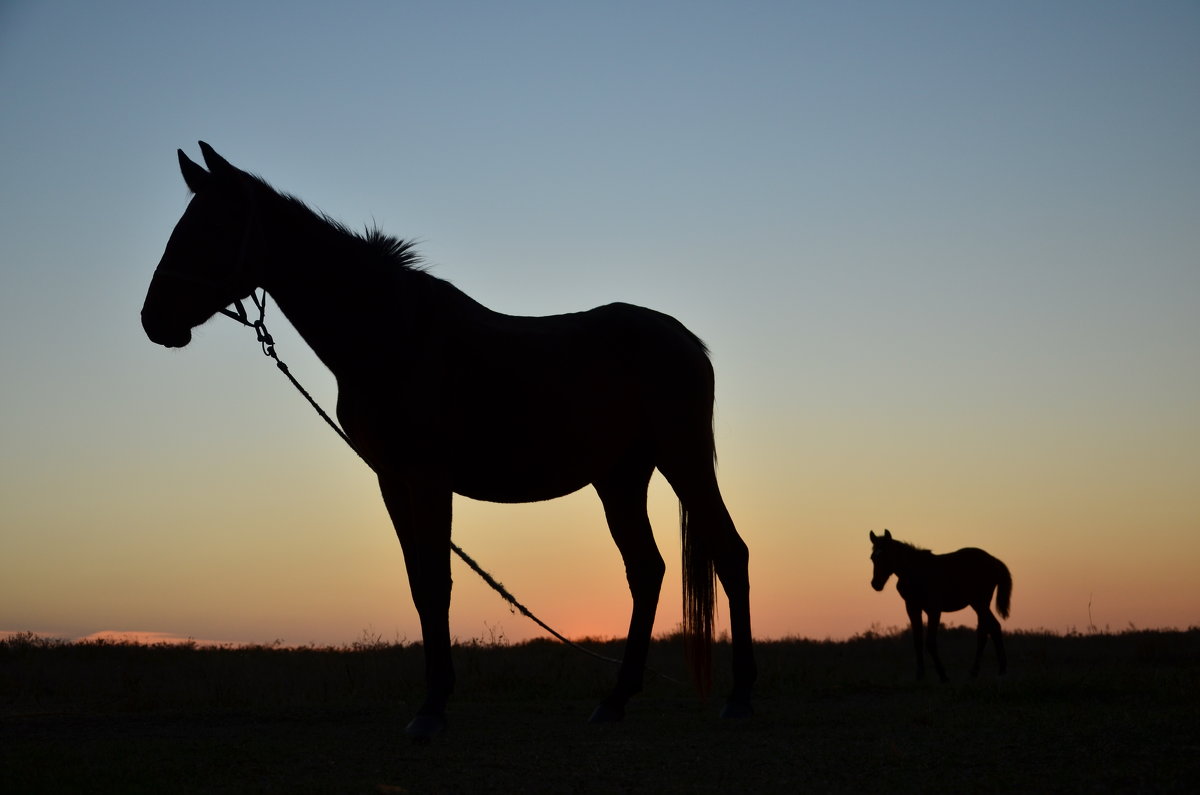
[868,529,899,591]
[141,142,261,348]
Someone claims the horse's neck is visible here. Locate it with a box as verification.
[252,195,501,384]
[893,546,933,581]
[256,205,392,380]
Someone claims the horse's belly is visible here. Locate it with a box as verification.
[444,393,640,503]
[452,466,594,504]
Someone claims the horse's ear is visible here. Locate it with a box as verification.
[178,149,210,193]
[884,529,892,540]
[869,530,878,542]
[198,141,237,178]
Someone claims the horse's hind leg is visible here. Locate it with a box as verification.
[993,616,1007,675]
[970,606,989,677]
[708,495,756,717]
[590,460,663,722]
[972,604,1006,676]
[660,461,756,718]
[925,609,949,683]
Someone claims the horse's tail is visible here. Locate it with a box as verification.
[995,559,1012,619]
[667,323,720,696]
[680,501,715,695]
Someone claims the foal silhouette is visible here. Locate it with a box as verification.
[869,529,1011,681]
[140,143,756,738]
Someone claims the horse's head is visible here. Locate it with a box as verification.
[868,529,895,591]
[141,142,261,348]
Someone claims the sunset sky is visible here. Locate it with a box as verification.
[2,1,1197,649]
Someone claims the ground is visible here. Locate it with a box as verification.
[2,629,1197,792]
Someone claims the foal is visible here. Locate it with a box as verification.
[869,529,1011,681]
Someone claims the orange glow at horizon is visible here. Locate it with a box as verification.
[6,440,1199,650]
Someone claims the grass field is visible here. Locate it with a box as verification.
[2,627,1197,793]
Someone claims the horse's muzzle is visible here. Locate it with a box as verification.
[141,311,192,348]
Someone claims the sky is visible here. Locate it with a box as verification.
[2,1,1197,649]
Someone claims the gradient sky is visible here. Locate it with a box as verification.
[2,1,1197,648]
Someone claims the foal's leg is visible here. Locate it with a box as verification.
[378,476,455,740]
[925,609,949,683]
[970,605,990,677]
[972,603,1006,676]
[906,602,926,680]
[992,613,1007,675]
[590,462,663,722]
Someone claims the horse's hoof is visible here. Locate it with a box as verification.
[588,702,625,723]
[720,698,754,719]
[405,713,447,743]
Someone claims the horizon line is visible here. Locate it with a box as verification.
[5,623,1197,649]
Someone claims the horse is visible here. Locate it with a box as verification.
[868,529,1011,682]
[140,143,756,739]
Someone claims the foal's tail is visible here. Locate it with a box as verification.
[995,559,1013,620]
[680,502,715,696]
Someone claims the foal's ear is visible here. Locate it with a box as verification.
[178,149,210,193]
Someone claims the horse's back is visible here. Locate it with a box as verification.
[429,300,716,501]
[495,301,715,409]
[939,547,1008,607]
[454,300,705,363]
[579,302,710,368]
[949,547,1007,572]
[591,301,707,346]
[948,547,993,564]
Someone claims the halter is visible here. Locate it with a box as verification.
[221,288,276,357]
[213,207,266,333]
[155,186,264,330]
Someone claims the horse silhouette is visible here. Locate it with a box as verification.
[869,529,1010,681]
[140,143,756,738]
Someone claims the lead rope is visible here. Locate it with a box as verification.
[223,293,681,684]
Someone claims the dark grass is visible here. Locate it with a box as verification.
[2,628,1198,793]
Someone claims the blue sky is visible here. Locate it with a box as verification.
[2,1,1197,645]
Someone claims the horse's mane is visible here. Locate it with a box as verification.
[358,226,424,270]
[244,170,426,272]
[889,537,932,557]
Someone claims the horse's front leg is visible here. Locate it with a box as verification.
[906,602,926,680]
[378,475,455,741]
